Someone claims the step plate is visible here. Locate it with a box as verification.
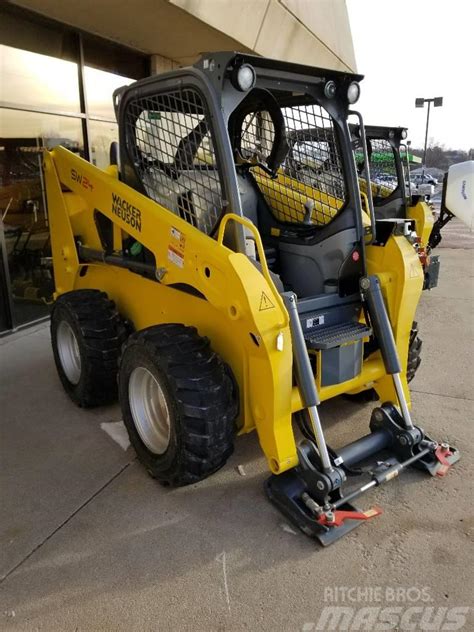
[304,321,371,350]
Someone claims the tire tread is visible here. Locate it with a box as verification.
[120,324,237,486]
[51,289,126,407]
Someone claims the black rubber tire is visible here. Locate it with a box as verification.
[119,324,238,486]
[51,289,126,407]
[406,321,422,383]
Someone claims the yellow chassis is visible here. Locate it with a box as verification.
[360,178,435,249]
[407,199,435,249]
[44,147,424,475]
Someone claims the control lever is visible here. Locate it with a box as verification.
[303,200,314,225]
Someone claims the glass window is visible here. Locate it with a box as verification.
[85,66,134,120]
[89,119,118,170]
[135,110,214,166]
[0,44,81,113]
[241,111,275,160]
[125,88,223,235]
[0,109,83,326]
[0,108,84,152]
[239,100,346,226]
[367,139,398,199]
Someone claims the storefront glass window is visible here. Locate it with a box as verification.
[89,119,119,170]
[0,109,83,327]
[0,8,148,332]
[85,66,134,120]
[0,44,81,113]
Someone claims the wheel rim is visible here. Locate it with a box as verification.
[128,367,171,455]
[57,320,81,385]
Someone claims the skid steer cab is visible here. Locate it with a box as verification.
[44,52,459,546]
[351,125,474,291]
[351,124,442,290]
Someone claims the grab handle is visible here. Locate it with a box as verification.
[217,213,286,316]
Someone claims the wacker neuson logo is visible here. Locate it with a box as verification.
[112,193,142,232]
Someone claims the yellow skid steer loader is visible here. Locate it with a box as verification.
[351,124,455,290]
[44,52,466,545]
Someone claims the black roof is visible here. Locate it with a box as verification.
[350,124,407,139]
[197,51,363,83]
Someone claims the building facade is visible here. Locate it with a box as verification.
[0,0,355,334]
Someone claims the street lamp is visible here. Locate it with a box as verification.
[415,96,443,182]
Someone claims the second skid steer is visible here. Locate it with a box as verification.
[351,124,472,289]
[44,52,467,545]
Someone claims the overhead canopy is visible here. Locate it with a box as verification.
[9,0,357,72]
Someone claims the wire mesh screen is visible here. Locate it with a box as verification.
[243,103,346,226]
[355,138,398,199]
[124,88,224,235]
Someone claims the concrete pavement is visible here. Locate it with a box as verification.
[1,247,473,631]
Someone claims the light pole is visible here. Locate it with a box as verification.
[415,97,443,182]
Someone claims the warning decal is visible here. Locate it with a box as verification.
[170,226,186,252]
[168,245,184,268]
[168,226,186,268]
[259,291,275,311]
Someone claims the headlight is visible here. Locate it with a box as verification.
[233,64,256,92]
[324,80,337,99]
[401,129,408,140]
[347,81,360,104]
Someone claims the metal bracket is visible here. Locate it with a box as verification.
[155,267,167,281]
